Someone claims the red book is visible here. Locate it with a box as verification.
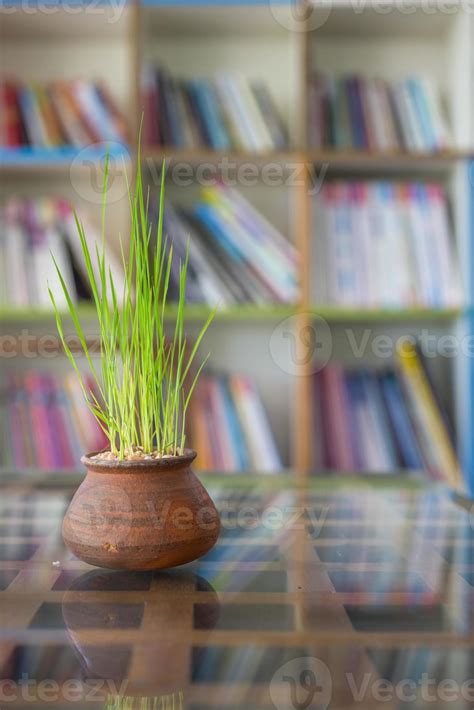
[1,80,24,146]
[25,372,56,469]
[142,67,160,146]
[44,374,76,469]
[7,375,28,468]
[358,78,377,151]
[320,364,355,471]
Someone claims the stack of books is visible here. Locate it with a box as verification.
[313,341,461,486]
[188,373,282,472]
[161,185,300,306]
[0,78,127,148]
[313,181,462,309]
[142,66,288,152]
[0,371,107,469]
[309,74,451,152]
[0,198,125,309]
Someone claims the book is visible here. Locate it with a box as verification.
[396,339,462,488]
[313,358,460,483]
[0,198,125,310]
[142,64,288,153]
[0,370,107,470]
[188,373,282,473]
[156,185,299,307]
[379,371,424,471]
[312,180,462,309]
[0,80,24,146]
[309,73,451,153]
[0,77,127,149]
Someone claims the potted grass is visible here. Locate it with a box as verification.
[49,155,220,570]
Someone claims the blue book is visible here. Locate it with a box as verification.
[164,76,186,147]
[345,77,367,150]
[415,183,442,307]
[189,79,231,150]
[219,377,249,470]
[466,313,474,497]
[18,86,45,147]
[407,78,436,150]
[344,372,365,470]
[463,162,474,497]
[379,371,424,470]
[360,369,398,471]
[193,203,243,262]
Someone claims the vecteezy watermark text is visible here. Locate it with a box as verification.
[0,331,101,359]
[0,675,128,704]
[1,0,127,23]
[270,658,474,709]
[69,148,330,205]
[270,316,474,376]
[5,322,474,364]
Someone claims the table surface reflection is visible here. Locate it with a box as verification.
[0,472,472,710]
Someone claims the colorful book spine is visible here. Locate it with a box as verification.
[396,340,462,488]
[313,180,461,309]
[142,64,288,153]
[309,73,450,153]
[1,78,126,149]
[313,357,460,483]
[189,373,281,473]
[0,371,106,470]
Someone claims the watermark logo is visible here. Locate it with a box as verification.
[270,657,332,710]
[269,0,332,33]
[270,314,332,376]
[70,141,130,205]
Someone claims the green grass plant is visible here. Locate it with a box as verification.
[49,152,214,459]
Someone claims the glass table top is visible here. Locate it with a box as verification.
[0,473,472,709]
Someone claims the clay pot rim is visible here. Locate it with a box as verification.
[81,448,197,472]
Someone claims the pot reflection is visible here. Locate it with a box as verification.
[62,568,220,702]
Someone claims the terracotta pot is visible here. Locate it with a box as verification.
[62,449,220,570]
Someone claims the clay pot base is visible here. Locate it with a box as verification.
[62,449,220,570]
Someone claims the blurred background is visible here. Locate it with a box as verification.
[0,1,473,496]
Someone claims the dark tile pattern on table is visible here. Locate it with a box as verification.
[1,477,473,708]
[197,568,287,593]
[415,524,474,542]
[194,603,294,631]
[458,570,474,587]
[0,643,132,682]
[312,524,382,540]
[315,543,404,564]
[328,570,428,594]
[29,602,145,630]
[52,569,152,592]
[344,604,451,632]
[191,645,309,684]
[0,543,38,561]
[0,523,53,537]
[314,506,369,520]
[367,646,474,687]
[436,542,474,565]
[0,569,19,590]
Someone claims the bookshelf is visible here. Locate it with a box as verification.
[1,1,473,489]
